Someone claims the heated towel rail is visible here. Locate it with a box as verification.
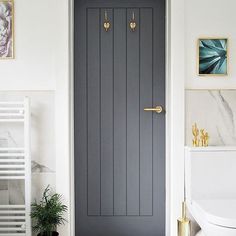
[0,98,31,236]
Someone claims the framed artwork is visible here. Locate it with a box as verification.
[0,0,14,59]
[198,38,228,76]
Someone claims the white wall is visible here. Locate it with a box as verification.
[185,0,236,89]
[0,0,61,90]
[0,0,71,235]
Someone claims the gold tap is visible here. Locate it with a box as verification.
[192,123,200,147]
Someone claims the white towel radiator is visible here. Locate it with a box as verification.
[0,98,31,236]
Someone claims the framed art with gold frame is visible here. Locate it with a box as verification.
[0,0,14,59]
[197,38,228,76]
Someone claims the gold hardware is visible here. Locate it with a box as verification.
[192,123,200,147]
[144,106,163,114]
[129,12,136,31]
[177,202,191,236]
[192,123,210,147]
[103,11,110,32]
[200,129,209,147]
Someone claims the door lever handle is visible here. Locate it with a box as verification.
[144,105,163,114]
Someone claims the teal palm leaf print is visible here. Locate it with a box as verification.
[199,39,227,75]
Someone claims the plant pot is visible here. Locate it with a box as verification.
[37,232,59,236]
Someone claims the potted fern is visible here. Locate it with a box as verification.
[31,186,68,236]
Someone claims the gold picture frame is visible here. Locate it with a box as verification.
[0,0,14,59]
[197,38,228,76]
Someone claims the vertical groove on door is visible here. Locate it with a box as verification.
[86,7,88,217]
[127,8,140,216]
[99,8,102,216]
[151,7,154,217]
[112,8,115,217]
[100,8,114,216]
[87,8,101,216]
[114,8,127,216]
[140,8,153,216]
[138,8,141,216]
[125,8,128,216]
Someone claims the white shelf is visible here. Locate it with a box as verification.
[185,146,236,152]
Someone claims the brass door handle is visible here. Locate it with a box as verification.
[144,105,163,114]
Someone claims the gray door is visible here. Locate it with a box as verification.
[74,0,165,235]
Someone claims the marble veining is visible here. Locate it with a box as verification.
[209,91,236,144]
[186,90,236,146]
[31,161,53,173]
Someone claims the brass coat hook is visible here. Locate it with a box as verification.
[130,12,136,31]
[103,10,110,32]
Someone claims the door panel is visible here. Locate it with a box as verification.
[140,8,153,216]
[100,8,114,216]
[126,8,140,216]
[75,0,165,235]
[87,8,100,216]
[113,8,127,216]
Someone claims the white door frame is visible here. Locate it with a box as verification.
[63,0,185,235]
[165,0,185,235]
